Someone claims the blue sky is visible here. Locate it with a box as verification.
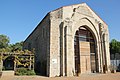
[0,0,120,44]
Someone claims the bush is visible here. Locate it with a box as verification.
[109,65,117,73]
[27,70,36,75]
[15,68,36,76]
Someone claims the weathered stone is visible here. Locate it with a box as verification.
[23,3,110,77]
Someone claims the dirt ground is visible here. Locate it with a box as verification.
[1,72,120,80]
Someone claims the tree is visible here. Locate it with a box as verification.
[110,39,120,63]
[0,34,10,49]
[0,34,24,52]
[110,39,120,54]
[10,41,23,51]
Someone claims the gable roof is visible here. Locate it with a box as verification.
[24,3,108,43]
[51,3,107,26]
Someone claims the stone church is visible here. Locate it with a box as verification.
[23,3,110,77]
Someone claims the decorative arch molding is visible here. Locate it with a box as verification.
[72,17,101,72]
[62,17,101,42]
[72,17,99,42]
[59,16,109,76]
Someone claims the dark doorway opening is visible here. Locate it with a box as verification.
[3,56,15,70]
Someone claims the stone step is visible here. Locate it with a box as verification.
[2,71,14,76]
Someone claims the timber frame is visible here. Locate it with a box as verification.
[0,51,34,71]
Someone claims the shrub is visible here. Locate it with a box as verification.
[15,68,36,76]
[109,65,117,71]
[109,65,117,73]
[27,70,36,75]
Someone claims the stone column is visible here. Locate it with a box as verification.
[99,23,104,73]
[95,42,100,72]
[103,33,110,72]
[49,19,61,77]
[59,22,65,76]
[64,18,75,76]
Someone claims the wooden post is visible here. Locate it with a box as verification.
[14,55,16,71]
[0,52,3,72]
[32,49,35,70]
[29,54,31,70]
[33,55,34,70]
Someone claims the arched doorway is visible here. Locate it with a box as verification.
[74,26,97,75]
[3,56,15,70]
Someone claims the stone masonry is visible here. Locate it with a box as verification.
[23,3,110,77]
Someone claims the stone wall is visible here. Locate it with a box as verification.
[23,3,110,77]
[23,14,50,76]
[49,8,62,77]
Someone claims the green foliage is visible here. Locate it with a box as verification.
[10,41,23,52]
[0,34,9,49]
[15,68,36,76]
[0,34,34,72]
[0,34,23,52]
[110,39,120,54]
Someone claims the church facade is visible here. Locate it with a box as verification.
[23,3,110,77]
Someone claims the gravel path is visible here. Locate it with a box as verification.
[1,73,120,80]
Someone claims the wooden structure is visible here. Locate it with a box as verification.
[0,51,34,71]
[74,26,96,75]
